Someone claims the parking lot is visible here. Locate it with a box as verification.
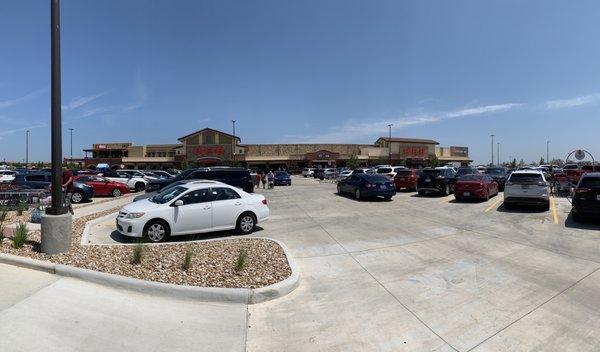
[78,174,600,351]
[245,176,600,352]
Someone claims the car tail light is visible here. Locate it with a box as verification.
[262,198,268,205]
[575,188,590,194]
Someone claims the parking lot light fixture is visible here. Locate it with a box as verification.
[25,130,30,170]
[490,134,495,166]
[388,124,392,165]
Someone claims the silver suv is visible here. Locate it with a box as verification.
[504,170,550,210]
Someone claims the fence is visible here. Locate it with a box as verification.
[0,191,48,210]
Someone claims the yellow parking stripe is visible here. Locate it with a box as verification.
[438,196,453,204]
[484,197,503,213]
[550,196,559,225]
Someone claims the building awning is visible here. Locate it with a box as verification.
[438,156,473,162]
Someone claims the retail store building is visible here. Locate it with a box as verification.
[70,127,471,170]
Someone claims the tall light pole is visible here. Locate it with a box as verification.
[497,142,500,166]
[388,124,393,165]
[546,140,550,164]
[25,130,30,170]
[231,120,236,165]
[68,127,73,166]
[42,0,72,255]
[490,134,495,166]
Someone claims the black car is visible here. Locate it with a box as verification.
[11,173,94,203]
[274,171,292,186]
[337,174,396,200]
[146,167,254,193]
[417,168,457,196]
[571,173,600,222]
[485,167,508,191]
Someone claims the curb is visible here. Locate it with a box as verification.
[80,212,119,245]
[0,237,299,305]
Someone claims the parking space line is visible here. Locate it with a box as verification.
[484,197,503,213]
[550,196,559,225]
[438,196,453,204]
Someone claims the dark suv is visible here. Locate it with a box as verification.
[146,167,254,193]
[571,173,600,222]
[417,168,457,196]
[485,167,508,191]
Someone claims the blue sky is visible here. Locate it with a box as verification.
[1,0,600,165]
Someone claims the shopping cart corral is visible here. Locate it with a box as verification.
[0,190,48,210]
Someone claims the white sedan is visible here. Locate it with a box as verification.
[116,183,269,242]
[0,170,16,183]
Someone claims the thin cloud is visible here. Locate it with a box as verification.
[62,92,108,111]
[0,88,46,110]
[296,102,522,143]
[545,93,600,109]
[0,123,46,139]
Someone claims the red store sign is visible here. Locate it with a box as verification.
[403,147,428,157]
[193,146,225,156]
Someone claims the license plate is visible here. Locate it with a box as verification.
[464,192,470,197]
[425,179,431,182]
[399,177,405,181]
[522,185,530,189]
[380,185,386,189]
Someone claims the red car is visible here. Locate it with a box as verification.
[454,173,498,201]
[73,175,129,197]
[394,169,420,191]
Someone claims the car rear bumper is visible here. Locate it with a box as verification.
[361,188,396,197]
[454,189,486,198]
[504,196,549,205]
[395,180,417,189]
[572,204,600,217]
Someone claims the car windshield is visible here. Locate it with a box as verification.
[362,174,390,183]
[509,173,543,184]
[579,177,600,189]
[377,168,392,173]
[458,175,483,181]
[275,171,288,177]
[456,168,476,176]
[151,186,188,204]
[485,168,506,175]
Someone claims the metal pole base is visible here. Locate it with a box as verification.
[41,213,72,254]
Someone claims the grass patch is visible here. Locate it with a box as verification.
[131,242,144,265]
[234,248,248,273]
[11,222,28,249]
[16,201,27,216]
[182,248,193,271]
[0,208,8,242]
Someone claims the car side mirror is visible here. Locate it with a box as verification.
[172,199,184,207]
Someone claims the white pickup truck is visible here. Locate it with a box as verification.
[0,170,16,183]
[99,170,148,192]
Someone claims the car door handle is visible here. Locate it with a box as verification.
[235,202,243,206]
[203,205,211,210]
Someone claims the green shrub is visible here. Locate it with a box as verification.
[0,208,8,242]
[234,249,248,272]
[182,249,193,271]
[131,242,144,264]
[17,201,27,216]
[12,222,28,249]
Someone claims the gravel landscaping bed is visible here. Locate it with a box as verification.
[0,207,292,288]
[2,210,31,225]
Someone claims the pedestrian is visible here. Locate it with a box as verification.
[261,171,267,189]
[62,167,75,215]
[267,170,275,189]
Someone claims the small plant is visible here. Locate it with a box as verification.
[182,249,193,271]
[234,249,248,273]
[131,242,144,264]
[0,207,8,242]
[16,201,27,216]
[12,222,28,249]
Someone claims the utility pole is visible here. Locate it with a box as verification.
[42,0,72,255]
[388,124,393,165]
[68,127,73,166]
[231,120,236,165]
[25,130,30,170]
[546,140,550,164]
[497,142,500,166]
[490,134,495,166]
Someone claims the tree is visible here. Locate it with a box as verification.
[518,159,525,167]
[180,158,189,170]
[539,157,545,165]
[429,154,440,168]
[347,154,360,169]
[510,158,517,169]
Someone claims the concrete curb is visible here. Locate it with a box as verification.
[80,212,119,245]
[0,237,299,305]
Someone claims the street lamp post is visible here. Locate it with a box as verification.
[25,130,30,170]
[68,127,73,166]
[388,124,392,165]
[231,120,236,165]
[546,140,550,164]
[490,134,495,166]
[41,0,72,255]
[497,142,500,166]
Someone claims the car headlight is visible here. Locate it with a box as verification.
[125,212,145,219]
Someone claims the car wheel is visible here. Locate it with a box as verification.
[355,189,361,200]
[484,189,490,201]
[337,184,342,195]
[418,190,425,196]
[543,202,550,211]
[236,213,256,235]
[144,220,169,243]
[572,211,582,222]
[384,195,392,201]
[443,185,450,196]
[71,191,84,204]
[134,182,145,192]
[112,188,122,197]
[504,202,512,210]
